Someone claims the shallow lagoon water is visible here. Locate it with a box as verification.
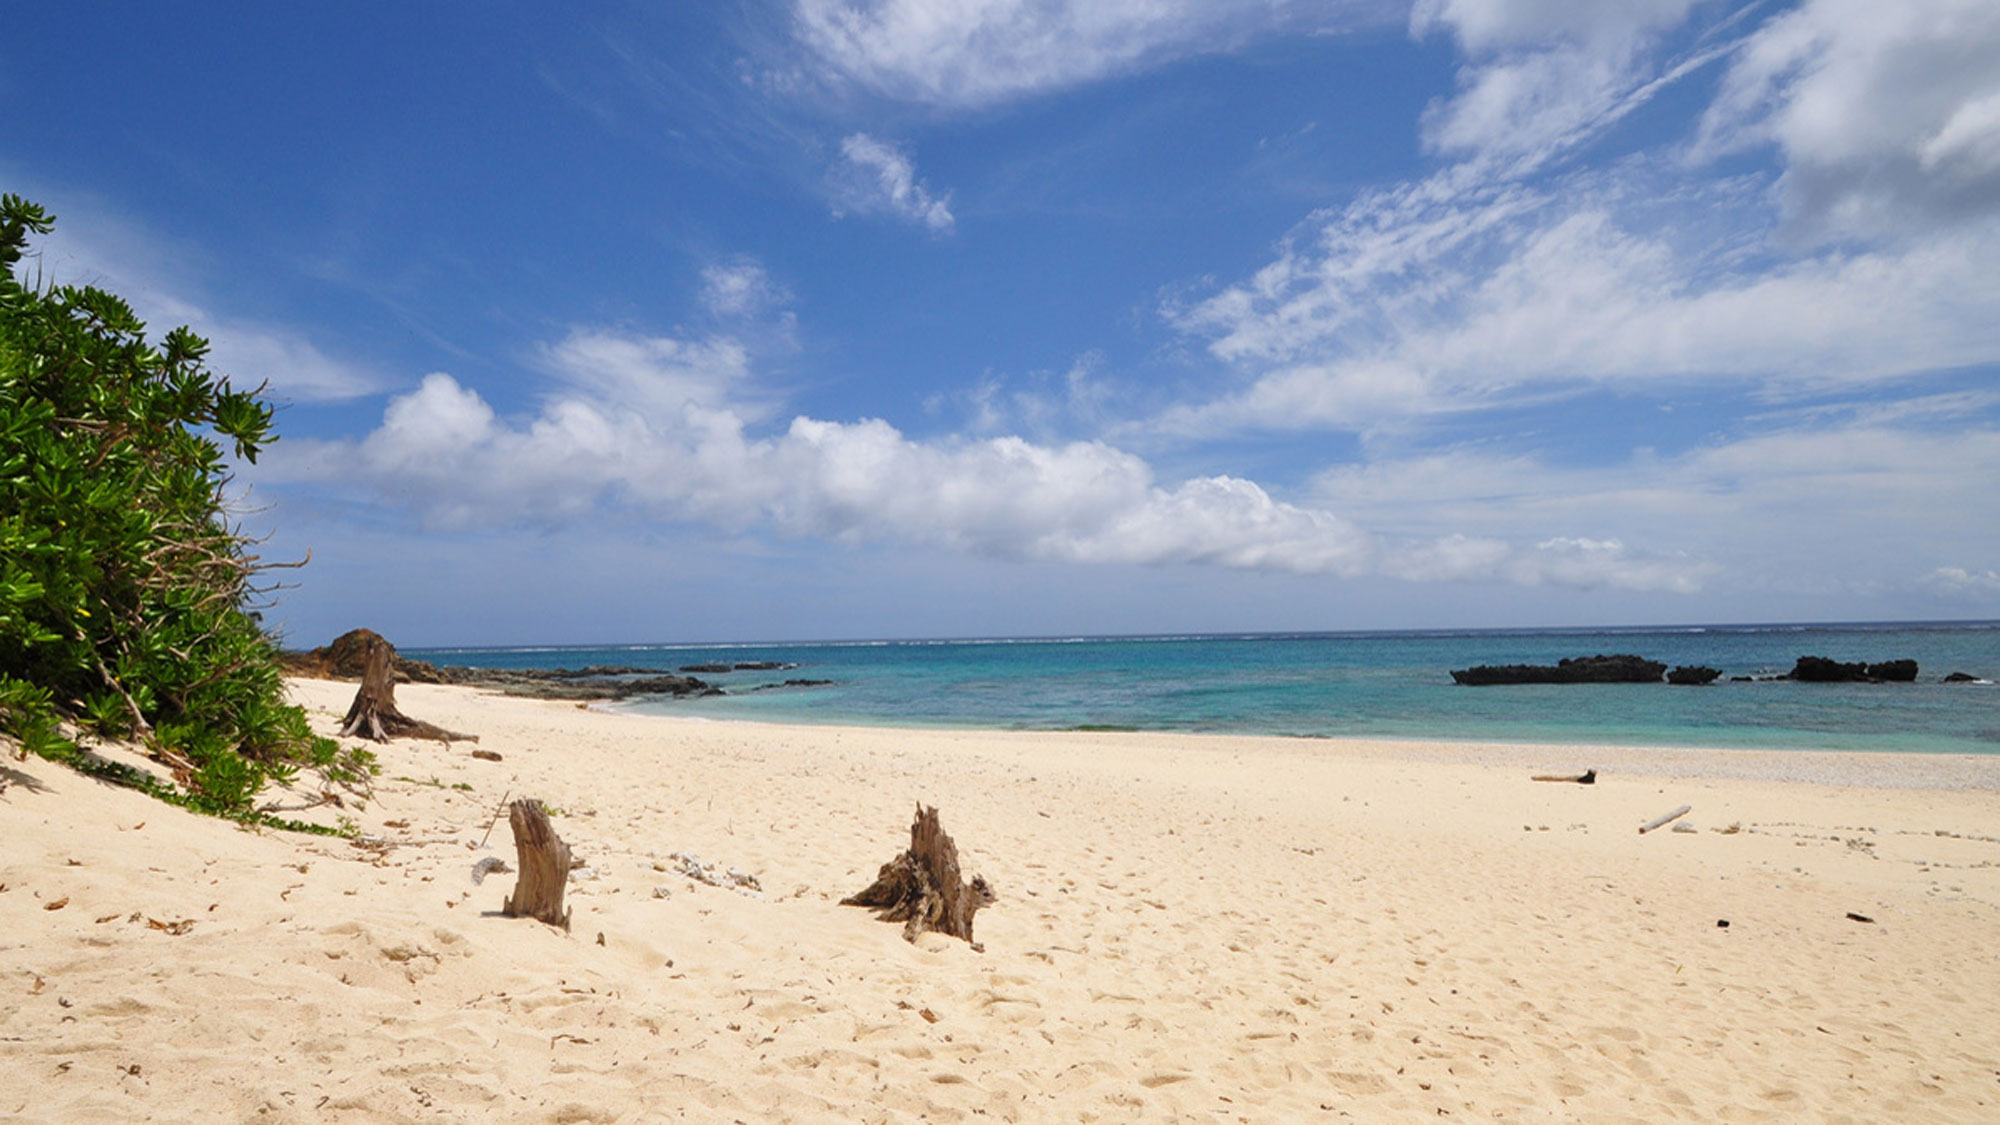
[409,621,2000,754]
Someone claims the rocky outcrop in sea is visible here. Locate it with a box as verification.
[1450,651,1938,686]
[1667,665,1721,685]
[1450,654,1667,685]
[1783,656,1918,683]
[282,629,838,702]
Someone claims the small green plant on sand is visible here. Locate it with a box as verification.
[0,194,366,830]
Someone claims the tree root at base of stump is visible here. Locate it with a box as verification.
[337,633,477,743]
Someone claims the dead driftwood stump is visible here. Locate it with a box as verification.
[501,799,572,932]
[339,634,477,743]
[842,804,995,951]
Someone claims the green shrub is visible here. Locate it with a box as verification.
[0,193,363,827]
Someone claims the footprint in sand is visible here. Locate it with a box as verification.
[1327,1071,1390,1095]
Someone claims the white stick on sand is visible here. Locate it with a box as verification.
[1638,804,1694,834]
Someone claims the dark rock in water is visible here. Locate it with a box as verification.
[1729,675,1755,682]
[629,676,723,699]
[1667,665,1721,686]
[748,678,834,692]
[734,661,796,671]
[1787,655,1869,682]
[1866,659,1918,682]
[679,663,734,674]
[1785,656,1918,683]
[396,657,449,684]
[437,666,719,701]
[1451,654,1667,686]
[1942,671,1980,683]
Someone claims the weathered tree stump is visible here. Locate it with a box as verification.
[842,803,995,950]
[338,634,476,743]
[501,798,572,932]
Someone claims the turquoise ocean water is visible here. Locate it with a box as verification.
[406,622,2000,755]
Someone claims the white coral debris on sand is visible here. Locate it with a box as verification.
[470,856,513,884]
[666,850,763,898]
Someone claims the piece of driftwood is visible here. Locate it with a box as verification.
[842,803,995,950]
[1638,804,1693,834]
[501,799,572,932]
[338,634,477,743]
[1532,769,1597,784]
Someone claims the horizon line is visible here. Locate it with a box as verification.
[380,616,2000,655]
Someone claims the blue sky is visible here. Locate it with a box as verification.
[9,0,2000,645]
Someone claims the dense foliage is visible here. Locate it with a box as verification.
[0,194,362,823]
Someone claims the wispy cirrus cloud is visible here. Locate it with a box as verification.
[830,133,955,231]
[1158,0,2000,441]
[25,192,381,402]
[1163,191,2000,436]
[789,0,1388,110]
[700,256,790,319]
[1411,0,1714,170]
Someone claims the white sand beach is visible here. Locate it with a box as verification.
[4,677,1999,1122]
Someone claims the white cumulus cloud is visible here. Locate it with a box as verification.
[262,324,1715,594]
[1514,536,1707,594]
[1924,567,2000,595]
[284,362,1374,572]
[537,328,770,422]
[1697,0,2000,240]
